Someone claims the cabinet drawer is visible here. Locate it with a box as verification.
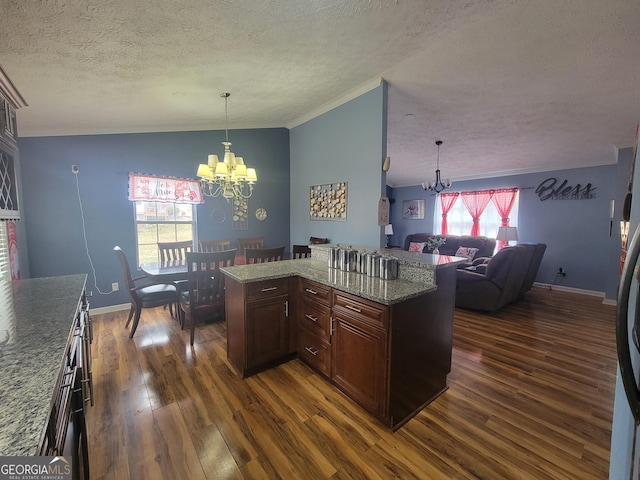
[333,291,387,329]
[300,278,331,306]
[299,298,331,341]
[298,329,331,377]
[246,278,289,301]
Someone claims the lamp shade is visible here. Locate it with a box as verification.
[215,162,229,177]
[207,154,219,167]
[384,224,394,235]
[496,226,518,242]
[197,164,214,179]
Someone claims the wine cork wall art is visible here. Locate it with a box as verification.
[310,182,347,221]
[232,197,248,230]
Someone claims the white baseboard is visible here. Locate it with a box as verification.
[532,283,616,306]
[91,303,131,315]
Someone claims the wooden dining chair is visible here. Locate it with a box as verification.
[292,244,312,259]
[158,240,193,262]
[309,236,329,244]
[245,246,285,264]
[237,237,264,256]
[157,240,193,315]
[113,246,178,339]
[179,249,237,346]
[199,239,232,252]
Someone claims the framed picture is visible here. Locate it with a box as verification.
[403,199,425,219]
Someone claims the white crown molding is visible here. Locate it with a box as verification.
[286,76,383,130]
[0,65,27,109]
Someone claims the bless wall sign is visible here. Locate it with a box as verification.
[534,177,596,202]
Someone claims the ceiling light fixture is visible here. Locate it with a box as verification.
[197,92,257,201]
[422,140,451,194]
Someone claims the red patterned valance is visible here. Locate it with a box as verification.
[128,173,204,204]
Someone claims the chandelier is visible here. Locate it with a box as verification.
[197,92,257,200]
[422,140,452,194]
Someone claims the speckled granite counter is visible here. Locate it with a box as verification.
[0,274,87,455]
[221,248,465,305]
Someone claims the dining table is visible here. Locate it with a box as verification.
[140,255,246,283]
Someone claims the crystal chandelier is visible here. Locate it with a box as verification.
[422,140,452,194]
[197,93,257,200]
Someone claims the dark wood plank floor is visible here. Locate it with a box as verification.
[87,286,616,479]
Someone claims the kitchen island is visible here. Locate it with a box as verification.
[222,246,464,430]
[0,274,90,467]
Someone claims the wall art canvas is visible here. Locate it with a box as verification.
[310,182,347,221]
[403,199,425,219]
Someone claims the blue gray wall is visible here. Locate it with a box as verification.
[388,158,629,298]
[18,128,290,308]
[290,83,387,247]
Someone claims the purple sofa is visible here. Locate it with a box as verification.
[455,243,547,311]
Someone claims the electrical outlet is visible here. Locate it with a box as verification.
[557,267,566,277]
[112,282,119,291]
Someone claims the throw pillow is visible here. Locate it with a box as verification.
[408,242,427,253]
[455,246,479,263]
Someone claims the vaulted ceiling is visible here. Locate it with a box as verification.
[2,0,639,187]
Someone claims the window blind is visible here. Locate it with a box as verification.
[0,221,17,345]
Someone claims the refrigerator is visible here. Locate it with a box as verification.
[613,128,640,479]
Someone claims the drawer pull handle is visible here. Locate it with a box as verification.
[305,346,318,356]
[305,288,318,295]
[344,304,362,313]
[261,286,278,292]
[305,314,318,322]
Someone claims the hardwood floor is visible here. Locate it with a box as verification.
[87,286,616,479]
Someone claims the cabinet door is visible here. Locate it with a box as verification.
[331,312,388,417]
[246,295,289,369]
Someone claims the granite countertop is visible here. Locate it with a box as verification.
[0,274,87,455]
[222,258,443,305]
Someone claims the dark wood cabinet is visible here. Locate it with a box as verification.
[246,295,290,369]
[298,280,389,420]
[40,288,92,480]
[331,301,388,417]
[226,277,296,377]
[296,268,456,431]
[224,263,457,430]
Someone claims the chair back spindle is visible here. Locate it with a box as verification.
[182,249,236,345]
[158,240,193,262]
[292,245,312,259]
[245,246,285,264]
[199,239,232,252]
[237,237,265,256]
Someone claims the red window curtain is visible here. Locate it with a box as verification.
[439,192,460,235]
[461,190,494,236]
[491,188,519,250]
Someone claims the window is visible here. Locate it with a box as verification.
[434,193,519,240]
[134,201,195,265]
[0,148,19,220]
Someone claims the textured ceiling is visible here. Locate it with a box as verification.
[1,0,640,187]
